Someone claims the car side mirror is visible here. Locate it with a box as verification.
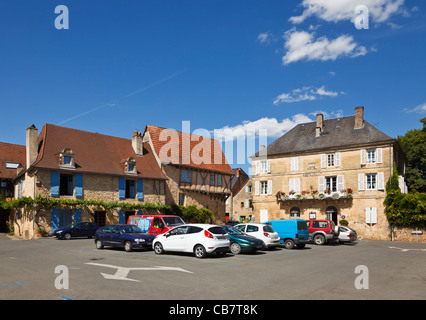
[165,232,170,238]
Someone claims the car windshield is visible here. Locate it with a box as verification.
[222,226,243,235]
[121,225,143,234]
[163,216,185,227]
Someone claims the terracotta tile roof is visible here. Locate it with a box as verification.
[0,142,26,179]
[145,125,233,175]
[32,123,167,180]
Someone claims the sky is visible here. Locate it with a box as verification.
[1,0,425,175]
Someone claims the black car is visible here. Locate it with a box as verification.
[95,224,156,252]
[52,222,99,240]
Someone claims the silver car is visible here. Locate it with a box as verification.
[338,226,357,243]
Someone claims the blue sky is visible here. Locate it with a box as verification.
[1,0,425,175]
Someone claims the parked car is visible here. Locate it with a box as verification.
[265,219,309,249]
[338,226,357,244]
[234,223,280,249]
[306,220,340,245]
[153,224,230,258]
[221,225,265,254]
[127,214,185,236]
[94,224,156,252]
[52,222,99,240]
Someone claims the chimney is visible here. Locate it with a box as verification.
[132,131,143,156]
[355,106,364,129]
[26,124,38,169]
[316,113,324,137]
[236,168,240,177]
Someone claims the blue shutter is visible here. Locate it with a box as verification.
[20,180,23,198]
[51,171,59,197]
[17,182,21,199]
[137,179,144,201]
[119,178,125,200]
[51,208,60,232]
[74,209,81,223]
[119,210,125,224]
[75,174,83,198]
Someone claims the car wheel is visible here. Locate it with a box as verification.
[124,241,133,252]
[230,242,241,255]
[95,240,103,250]
[284,239,294,249]
[313,234,326,245]
[154,242,164,255]
[64,233,72,240]
[194,244,207,259]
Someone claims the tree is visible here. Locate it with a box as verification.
[397,117,426,192]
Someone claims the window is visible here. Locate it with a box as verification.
[125,157,136,174]
[256,160,271,174]
[260,181,268,195]
[366,174,377,190]
[125,179,136,198]
[367,150,376,164]
[290,207,300,218]
[325,176,337,192]
[60,148,74,168]
[181,169,191,183]
[210,173,215,186]
[247,225,259,232]
[128,163,135,173]
[5,162,19,169]
[59,174,73,196]
[327,154,335,167]
[217,174,222,186]
[179,193,185,206]
[241,202,244,208]
[63,156,72,166]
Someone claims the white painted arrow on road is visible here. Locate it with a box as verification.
[85,262,193,282]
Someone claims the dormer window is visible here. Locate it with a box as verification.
[125,157,136,174]
[60,148,75,168]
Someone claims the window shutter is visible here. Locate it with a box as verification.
[361,149,366,165]
[255,161,260,175]
[75,174,83,198]
[291,157,298,171]
[335,152,340,167]
[267,160,271,173]
[377,172,385,190]
[245,199,249,208]
[254,181,260,196]
[267,180,273,195]
[295,178,300,194]
[321,154,326,168]
[74,209,81,223]
[337,175,344,191]
[318,176,325,193]
[289,178,295,193]
[376,148,382,164]
[371,207,378,223]
[51,171,59,197]
[119,210,126,224]
[119,178,125,200]
[358,174,365,191]
[137,179,144,201]
[51,208,60,232]
[17,181,21,199]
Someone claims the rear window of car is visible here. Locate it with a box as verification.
[297,221,308,230]
[263,225,275,233]
[247,225,259,232]
[208,227,227,235]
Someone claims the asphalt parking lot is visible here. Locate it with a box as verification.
[0,234,425,301]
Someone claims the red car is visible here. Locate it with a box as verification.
[306,220,340,245]
[127,215,185,236]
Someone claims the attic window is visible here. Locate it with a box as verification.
[125,157,136,174]
[5,162,19,169]
[60,148,75,168]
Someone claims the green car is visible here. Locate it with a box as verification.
[221,225,265,254]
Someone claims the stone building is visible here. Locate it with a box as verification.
[11,123,167,239]
[225,168,253,223]
[0,142,26,232]
[142,125,233,223]
[251,107,407,241]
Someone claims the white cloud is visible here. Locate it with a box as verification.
[404,102,426,114]
[273,85,341,105]
[257,32,274,44]
[289,0,406,24]
[213,113,318,142]
[282,29,367,65]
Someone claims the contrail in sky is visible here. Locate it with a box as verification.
[58,70,185,125]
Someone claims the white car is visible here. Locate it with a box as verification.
[152,224,230,258]
[235,223,280,249]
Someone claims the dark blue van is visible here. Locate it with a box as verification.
[265,219,309,249]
